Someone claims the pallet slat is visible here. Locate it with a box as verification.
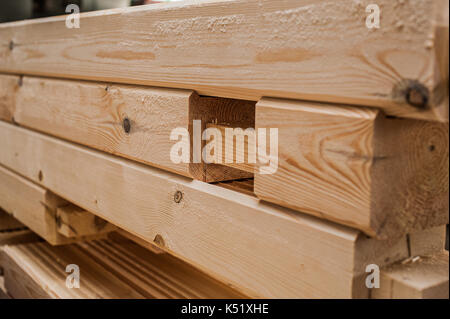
[0,0,447,121]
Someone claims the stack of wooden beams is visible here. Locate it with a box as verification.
[0,0,448,299]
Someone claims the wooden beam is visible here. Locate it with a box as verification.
[372,251,449,299]
[0,75,253,182]
[0,0,447,121]
[255,98,449,238]
[0,120,427,298]
[0,240,246,299]
[0,164,110,245]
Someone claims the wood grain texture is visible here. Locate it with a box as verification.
[0,0,448,121]
[0,74,18,122]
[372,251,449,299]
[0,75,252,182]
[206,123,256,173]
[80,238,247,299]
[255,98,449,238]
[0,121,418,298]
[0,239,245,299]
[0,165,107,245]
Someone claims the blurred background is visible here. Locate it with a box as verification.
[0,0,183,23]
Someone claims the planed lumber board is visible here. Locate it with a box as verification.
[0,120,430,298]
[0,75,253,182]
[0,165,110,245]
[372,252,449,299]
[0,0,448,121]
[255,98,449,238]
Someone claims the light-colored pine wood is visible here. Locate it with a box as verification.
[0,74,18,122]
[0,239,246,299]
[0,75,252,182]
[56,205,116,238]
[0,0,447,121]
[0,165,108,245]
[0,120,427,298]
[206,123,255,173]
[372,251,449,299]
[255,98,449,238]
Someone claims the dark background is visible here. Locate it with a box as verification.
[0,0,166,23]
